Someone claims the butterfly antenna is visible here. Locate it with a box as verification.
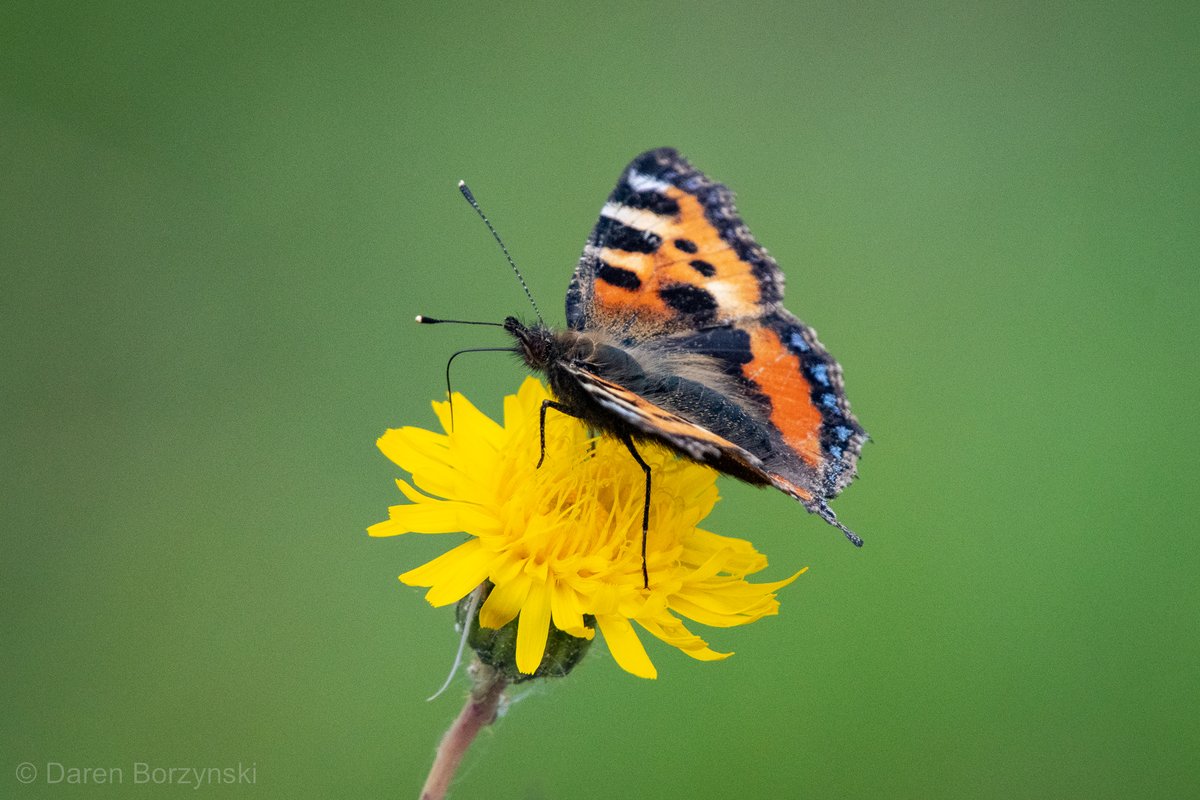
[440,346,515,430]
[415,316,504,328]
[458,180,544,324]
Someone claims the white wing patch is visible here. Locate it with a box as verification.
[599,201,673,234]
[624,168,674,195]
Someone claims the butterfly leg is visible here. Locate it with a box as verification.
[537,400,580,469]
[618,433,652,589]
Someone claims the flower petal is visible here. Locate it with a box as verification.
[377,426,446,468]
[669,591,776,628]
[515,580,553,674]
[682,527,768,576]
[596,614,657,679]
[672,568,805,626]
[400,539,491,607]
[479,569,531,630]
[508,377,549,425]
[377,427,459,499]
[394,477,435,503]
[432,392,506,453]
[550,580,591,638]
[455,505,504,537]
[638,615,731,662]
[368,499,475,536]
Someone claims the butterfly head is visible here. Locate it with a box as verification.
[504,316,556,371]
[505,316,596,377]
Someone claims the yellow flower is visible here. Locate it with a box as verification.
[369,377,802,680]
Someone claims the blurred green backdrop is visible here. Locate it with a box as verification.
[3,2,1197,798]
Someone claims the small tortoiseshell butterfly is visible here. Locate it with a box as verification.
[427,148,866,586]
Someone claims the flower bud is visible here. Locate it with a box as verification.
[457,583,593,682]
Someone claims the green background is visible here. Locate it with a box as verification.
[3,2,1197,797]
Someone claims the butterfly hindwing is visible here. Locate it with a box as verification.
[663,311,866,501]
[560,362,775,485]
[760,312,866,498]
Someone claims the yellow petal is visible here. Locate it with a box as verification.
[515,580,553,674]
[669,591,776,628]
[638,616,731,661]
[382,427,462,498]
[683,527,767,575]
[596,614,657,679]
[682,546,741,583]
[432,392,506,452]
[755,568,808,593]
[394,477,436,503]
[509,377,550,426]
[455,505,504,537]
[674,568,805,623]
[366,519,408,538]
[377,426,446,468]
[369,500,470,535]
[550,580,589,637]
[479,569,531,629]
[400,539,492,606]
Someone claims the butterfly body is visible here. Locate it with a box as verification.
[497,148,866,555]
[506,316,776,488]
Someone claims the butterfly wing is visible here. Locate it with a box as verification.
[559,362,777,485]
[665,312,866,501]
[567,148,782,335]
[566,148,866,527]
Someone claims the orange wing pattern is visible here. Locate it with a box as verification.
[565,360,824,505]
[567,148,784,335]
[564,148,865,528]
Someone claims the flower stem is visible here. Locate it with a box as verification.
[419,658,508,800]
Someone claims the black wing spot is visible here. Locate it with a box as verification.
[674,238,698,254]
[659,284,718,322]
[618,190,680,216]
[593,218,662,254]
[688,259,716,277]
[596,261,642,290]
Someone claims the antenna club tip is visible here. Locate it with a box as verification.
[456,179,466,188]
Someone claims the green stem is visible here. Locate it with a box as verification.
[419,659,508,800]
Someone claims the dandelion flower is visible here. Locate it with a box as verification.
[369,377,801,680]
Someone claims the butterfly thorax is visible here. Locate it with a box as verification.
[505,316,636,422]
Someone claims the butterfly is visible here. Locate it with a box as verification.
[436,148,866,586]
